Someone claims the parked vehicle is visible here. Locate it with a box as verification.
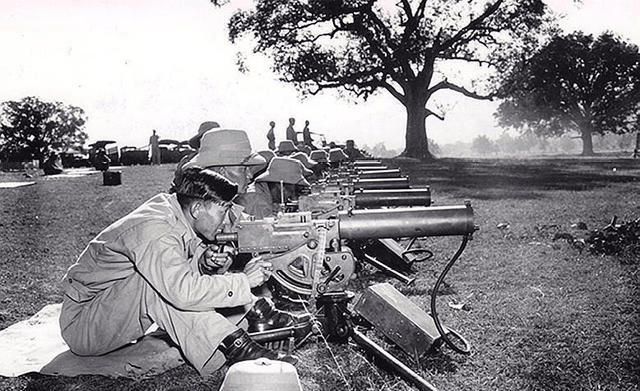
[120,146,150,166]
[61,147,90,168]
[89,141,119,166]
[158,139,182,164]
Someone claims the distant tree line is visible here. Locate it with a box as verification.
[495,32,640,156]
[442,132,637,157]
[0,96,88,164]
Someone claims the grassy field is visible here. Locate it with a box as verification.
[0,157,638,391]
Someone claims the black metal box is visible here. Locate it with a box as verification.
[103,170,122,186]
[353,282,448,358]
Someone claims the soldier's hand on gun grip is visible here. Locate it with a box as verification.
[198,245,235,275]
[243,256,273,288]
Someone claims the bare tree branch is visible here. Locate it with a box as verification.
[425,108,445,121]
[381,80,406,104]
[440,0,505,52]
[428,79,494,100]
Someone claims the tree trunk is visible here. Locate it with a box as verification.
[580,126,594,156]
[633,131,640,158]
[400,100,434,160]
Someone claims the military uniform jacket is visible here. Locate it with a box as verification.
[62,193,253,311]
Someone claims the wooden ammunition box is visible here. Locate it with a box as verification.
[353,282,449,359]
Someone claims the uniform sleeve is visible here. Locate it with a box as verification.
[124,231,253,311]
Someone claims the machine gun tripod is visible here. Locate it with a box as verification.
[250,275,472,391]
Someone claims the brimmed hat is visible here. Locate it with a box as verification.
[183,129,265,169]
[276,140,298,155]
[297,145,312,155]
[328,148,348,163]
[257,150,276,164]
[249,151,275,177]
[309,150,328,163]
[255,157,311,186]
[188,121,220,149]
[290,152,318,169]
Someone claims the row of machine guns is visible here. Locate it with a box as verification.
[215,158,479,391]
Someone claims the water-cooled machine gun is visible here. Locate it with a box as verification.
[298,187,432,219]
[315,158,416,193]
[300,159,435,280]
[215,204,478,391]
[293,187,434,283]
[215,204,475,298]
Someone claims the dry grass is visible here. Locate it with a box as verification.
[0,157,638,391]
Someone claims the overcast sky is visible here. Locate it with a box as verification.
[1,0,639,152]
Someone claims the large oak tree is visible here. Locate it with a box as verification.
[0,96,88,163]
[495,32,640,156]
[228,0,552,159]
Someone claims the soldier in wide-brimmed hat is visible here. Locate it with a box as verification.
[242,157,311,219]
[174,128,267,274]
[170,130,309,330]
[290,151,320,181]
[172,121,221,191]
[189,121,220,149]
[275,140,298,156]
[328,147,349,168]
[252,150,276,179]
[309,149,329,176]
[309,149,328,163]
[176,128,265,193]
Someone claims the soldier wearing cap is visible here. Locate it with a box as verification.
[243,157,312,219]
[60,167,296,377]
[178,129,266,245]
[177,129,311,326]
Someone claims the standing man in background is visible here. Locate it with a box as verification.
[285,118,298,145]
[149,129,161,165]
[266,121,276,151]
[301,120,316,150]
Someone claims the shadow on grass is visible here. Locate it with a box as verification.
[392,157,639,199]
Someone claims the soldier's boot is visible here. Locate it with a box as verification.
[219,328,297,366]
